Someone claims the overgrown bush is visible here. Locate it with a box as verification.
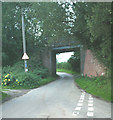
[2,55,49,89]
[2,73,21,88]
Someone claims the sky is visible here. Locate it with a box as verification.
[56,52,74,63]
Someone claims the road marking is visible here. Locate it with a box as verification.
[89,94,92,97]
[73,111,79,116]
[75,107,81,111]
[80,97,84,100]
[79,100,84,103]
[89,97,93,100]
[81,95,85,98]
[87,112,94,117]
[87,94,94,117]
[88,103,93,107]
[88,100,93,103]
[72,91,85,117]
[88,107,94,111]
[77,103,83,107]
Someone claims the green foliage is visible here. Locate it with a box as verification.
[57,62,72,70]
[2,71,39,89]
[57,48,80,73]
[15,72,40,88]
[38,75,58,86]
[2,64,54,89]
[68,48,80,72]
[72,3,111,70]
[2,54,49,89]
[75,75,111,102]
[2,92,10,101]
[2,73,20,87]
[2,2,111,78]
[2,3,23,66]
[85,3,111,69]
[31,2,68,46]
[2,2,69,66]
[2,52,9,66]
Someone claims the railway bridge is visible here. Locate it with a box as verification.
[41,36,105,76]
[41,37,86,76]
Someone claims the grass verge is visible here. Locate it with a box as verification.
[1,92,10,101]
[37,75,59,87]
[57,69,80,75]
[0,86,10,102]
[2,92,10,100]
[75,76,112,102]
[2,75,59,90]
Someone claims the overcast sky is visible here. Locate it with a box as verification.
[56,52,74,63]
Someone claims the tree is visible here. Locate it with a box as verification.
[2,3,23,66]
[3,2,111,72]
[68,47,80,72]
[71,2,111,69]
[86,3,111,68]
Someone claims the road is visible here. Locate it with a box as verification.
[1,72,111,118]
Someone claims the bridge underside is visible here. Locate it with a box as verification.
[41,45,85,76]
[53,45,80,53]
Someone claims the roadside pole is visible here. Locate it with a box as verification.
[21,8,29,72]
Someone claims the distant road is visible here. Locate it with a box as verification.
[1,72,111,118]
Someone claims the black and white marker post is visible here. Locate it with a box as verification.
[21,8,29,72]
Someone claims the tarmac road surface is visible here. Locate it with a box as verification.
[1,72,111,118]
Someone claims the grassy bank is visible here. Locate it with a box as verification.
[75,76,112,102]
[57,69,80,75]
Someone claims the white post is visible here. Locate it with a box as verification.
[21,8,28,72]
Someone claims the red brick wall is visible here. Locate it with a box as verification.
[84,50,105,77]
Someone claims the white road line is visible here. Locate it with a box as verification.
[87,94,94,117]
[89,97,93,100]
[80,95,85,98]
[79,100,84,103]
[88,100,93,103]
[87,112,94,117]
[88,107,94,111]
[89,94,92,97]
[73,91,85,116]
[75,107,81,111]
[77,103,83,107]
[88,103,93,107]
[73,111,79,116]
[80,97,84,100]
